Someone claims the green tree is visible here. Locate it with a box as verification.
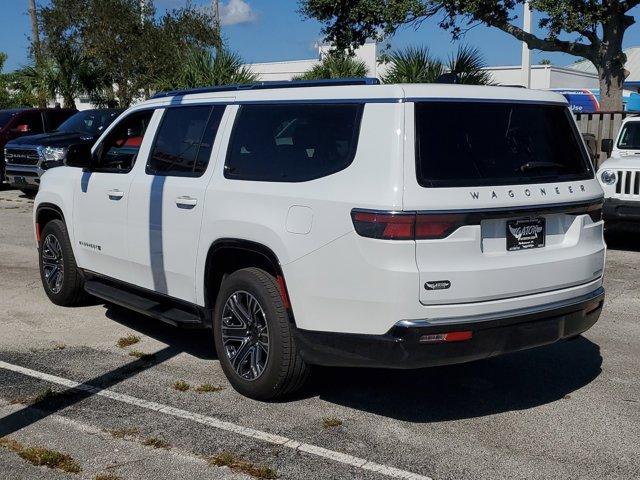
[39,0,218,106]
[294,53,369,80]
[300,0,639,110]
[381,46,444,83]
[157,48,257,90]
[447,45,492,85]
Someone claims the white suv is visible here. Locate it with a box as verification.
[34,80,606,399]
[598,115,640,224]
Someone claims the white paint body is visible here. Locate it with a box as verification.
[36,84,606,335]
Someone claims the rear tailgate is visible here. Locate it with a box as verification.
[403,100,605,305]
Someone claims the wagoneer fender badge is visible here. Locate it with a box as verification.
[424,280,451,291]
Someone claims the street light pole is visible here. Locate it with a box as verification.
[28,0,41,62]
[521,0,532,88]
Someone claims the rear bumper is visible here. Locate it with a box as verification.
[603,198,640,222]
[294,287,604,368]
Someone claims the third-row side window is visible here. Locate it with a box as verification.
[147,105,225,177]
[224,103,364,182]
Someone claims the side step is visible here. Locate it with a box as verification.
[84,279,206,328]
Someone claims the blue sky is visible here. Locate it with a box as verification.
[2,0,640,72]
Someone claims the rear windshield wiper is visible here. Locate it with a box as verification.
[517,161,566,173]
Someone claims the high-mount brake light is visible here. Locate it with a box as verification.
[351,210,465,240]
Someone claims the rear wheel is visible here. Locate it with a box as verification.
[213,268,309,400]
[39,219,87,306]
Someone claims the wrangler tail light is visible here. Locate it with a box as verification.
[351,210,465,240]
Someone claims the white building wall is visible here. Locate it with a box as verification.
[485,65,599,89]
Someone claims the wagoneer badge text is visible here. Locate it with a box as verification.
[79,241,101,251]
[424,280,451,291]
[470,184,587,200]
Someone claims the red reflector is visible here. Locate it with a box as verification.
[35,223,41,244]
[420,331,473,344]
[276,275,291,310]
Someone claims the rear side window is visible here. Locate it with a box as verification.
[147,105,225,177]
[415,102,592,188]
[225,103,363,182]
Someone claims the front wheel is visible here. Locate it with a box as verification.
[39,219,87,306]
[213,268,310,400]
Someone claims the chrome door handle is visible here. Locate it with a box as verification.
[107,189,124,200]
[175,196,198,208]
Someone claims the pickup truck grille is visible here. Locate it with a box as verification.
[4,148,40,166]
[614,170,640,198]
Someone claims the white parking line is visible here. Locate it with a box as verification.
[0,360,432,480]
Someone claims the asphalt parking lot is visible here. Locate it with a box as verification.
[0,187,638,480]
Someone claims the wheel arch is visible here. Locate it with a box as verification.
[35,203,67,244]
[203,238,293,321]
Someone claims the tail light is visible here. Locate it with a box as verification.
[351,210,465,240]
[420,331,473,343]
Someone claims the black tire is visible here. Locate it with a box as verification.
[213,268,310,400]
[38,219,87,306]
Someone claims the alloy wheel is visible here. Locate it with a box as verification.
[42,233,64,294]
[221,291,270,381]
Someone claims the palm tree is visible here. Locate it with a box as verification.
[381,45,492,85]
[381,47,445,84]
[294,53,368,80]
[447,46,492,85]
[161,48,258,90]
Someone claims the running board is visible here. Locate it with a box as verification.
[84,279,206,328]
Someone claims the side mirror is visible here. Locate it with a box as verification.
[65,143,93,169]
[601,138,614,158]
[11,124,30,133]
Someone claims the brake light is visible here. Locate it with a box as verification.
[351,210,464,240]
[351,211,415,240]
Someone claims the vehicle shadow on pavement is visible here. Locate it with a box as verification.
[312,337,602,422]
[0,345,180,438]
[104,304,217,360]
[605,226,640,252]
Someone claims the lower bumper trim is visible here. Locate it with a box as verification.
[294,287,604,368]
[603,198,640,222]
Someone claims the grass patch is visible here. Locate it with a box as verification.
[117,335,140,348]
[128,351,156,361]
[108,427,140,439]
[209,452,277,479]
[52,343,66,350]
[195,383,225,393]
[322,417,343,429]
[0,437,81,474]
[173,380,190,392]
[34,388,58,403]
[142,437,170,449]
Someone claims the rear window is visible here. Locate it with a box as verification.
[415,102,592,188]
[617,121,640,150]
[225,103,363,182]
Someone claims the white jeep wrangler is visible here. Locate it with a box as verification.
[34,79,606,399]
[598,115,640,225]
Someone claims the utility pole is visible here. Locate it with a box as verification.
[213,0,222,51]
[521,0,532,88]
[28,0,41,63]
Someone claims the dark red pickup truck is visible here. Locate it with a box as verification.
[0,108,76,183]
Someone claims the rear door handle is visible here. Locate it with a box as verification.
[107,189,124,200]
[175,195,198,208]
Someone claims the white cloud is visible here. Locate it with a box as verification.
[220,0,257,26]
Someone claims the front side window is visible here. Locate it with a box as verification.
[93,110,154,173]
[15,111,44,134]
[415,102,592,188]
[225,103,363,182]
[617,122,640,150]
[146,105,225,177]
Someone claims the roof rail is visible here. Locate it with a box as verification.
[151,77,381,99]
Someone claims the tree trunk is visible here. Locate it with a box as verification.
[63,95,75,109]
[597,18,627,112]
